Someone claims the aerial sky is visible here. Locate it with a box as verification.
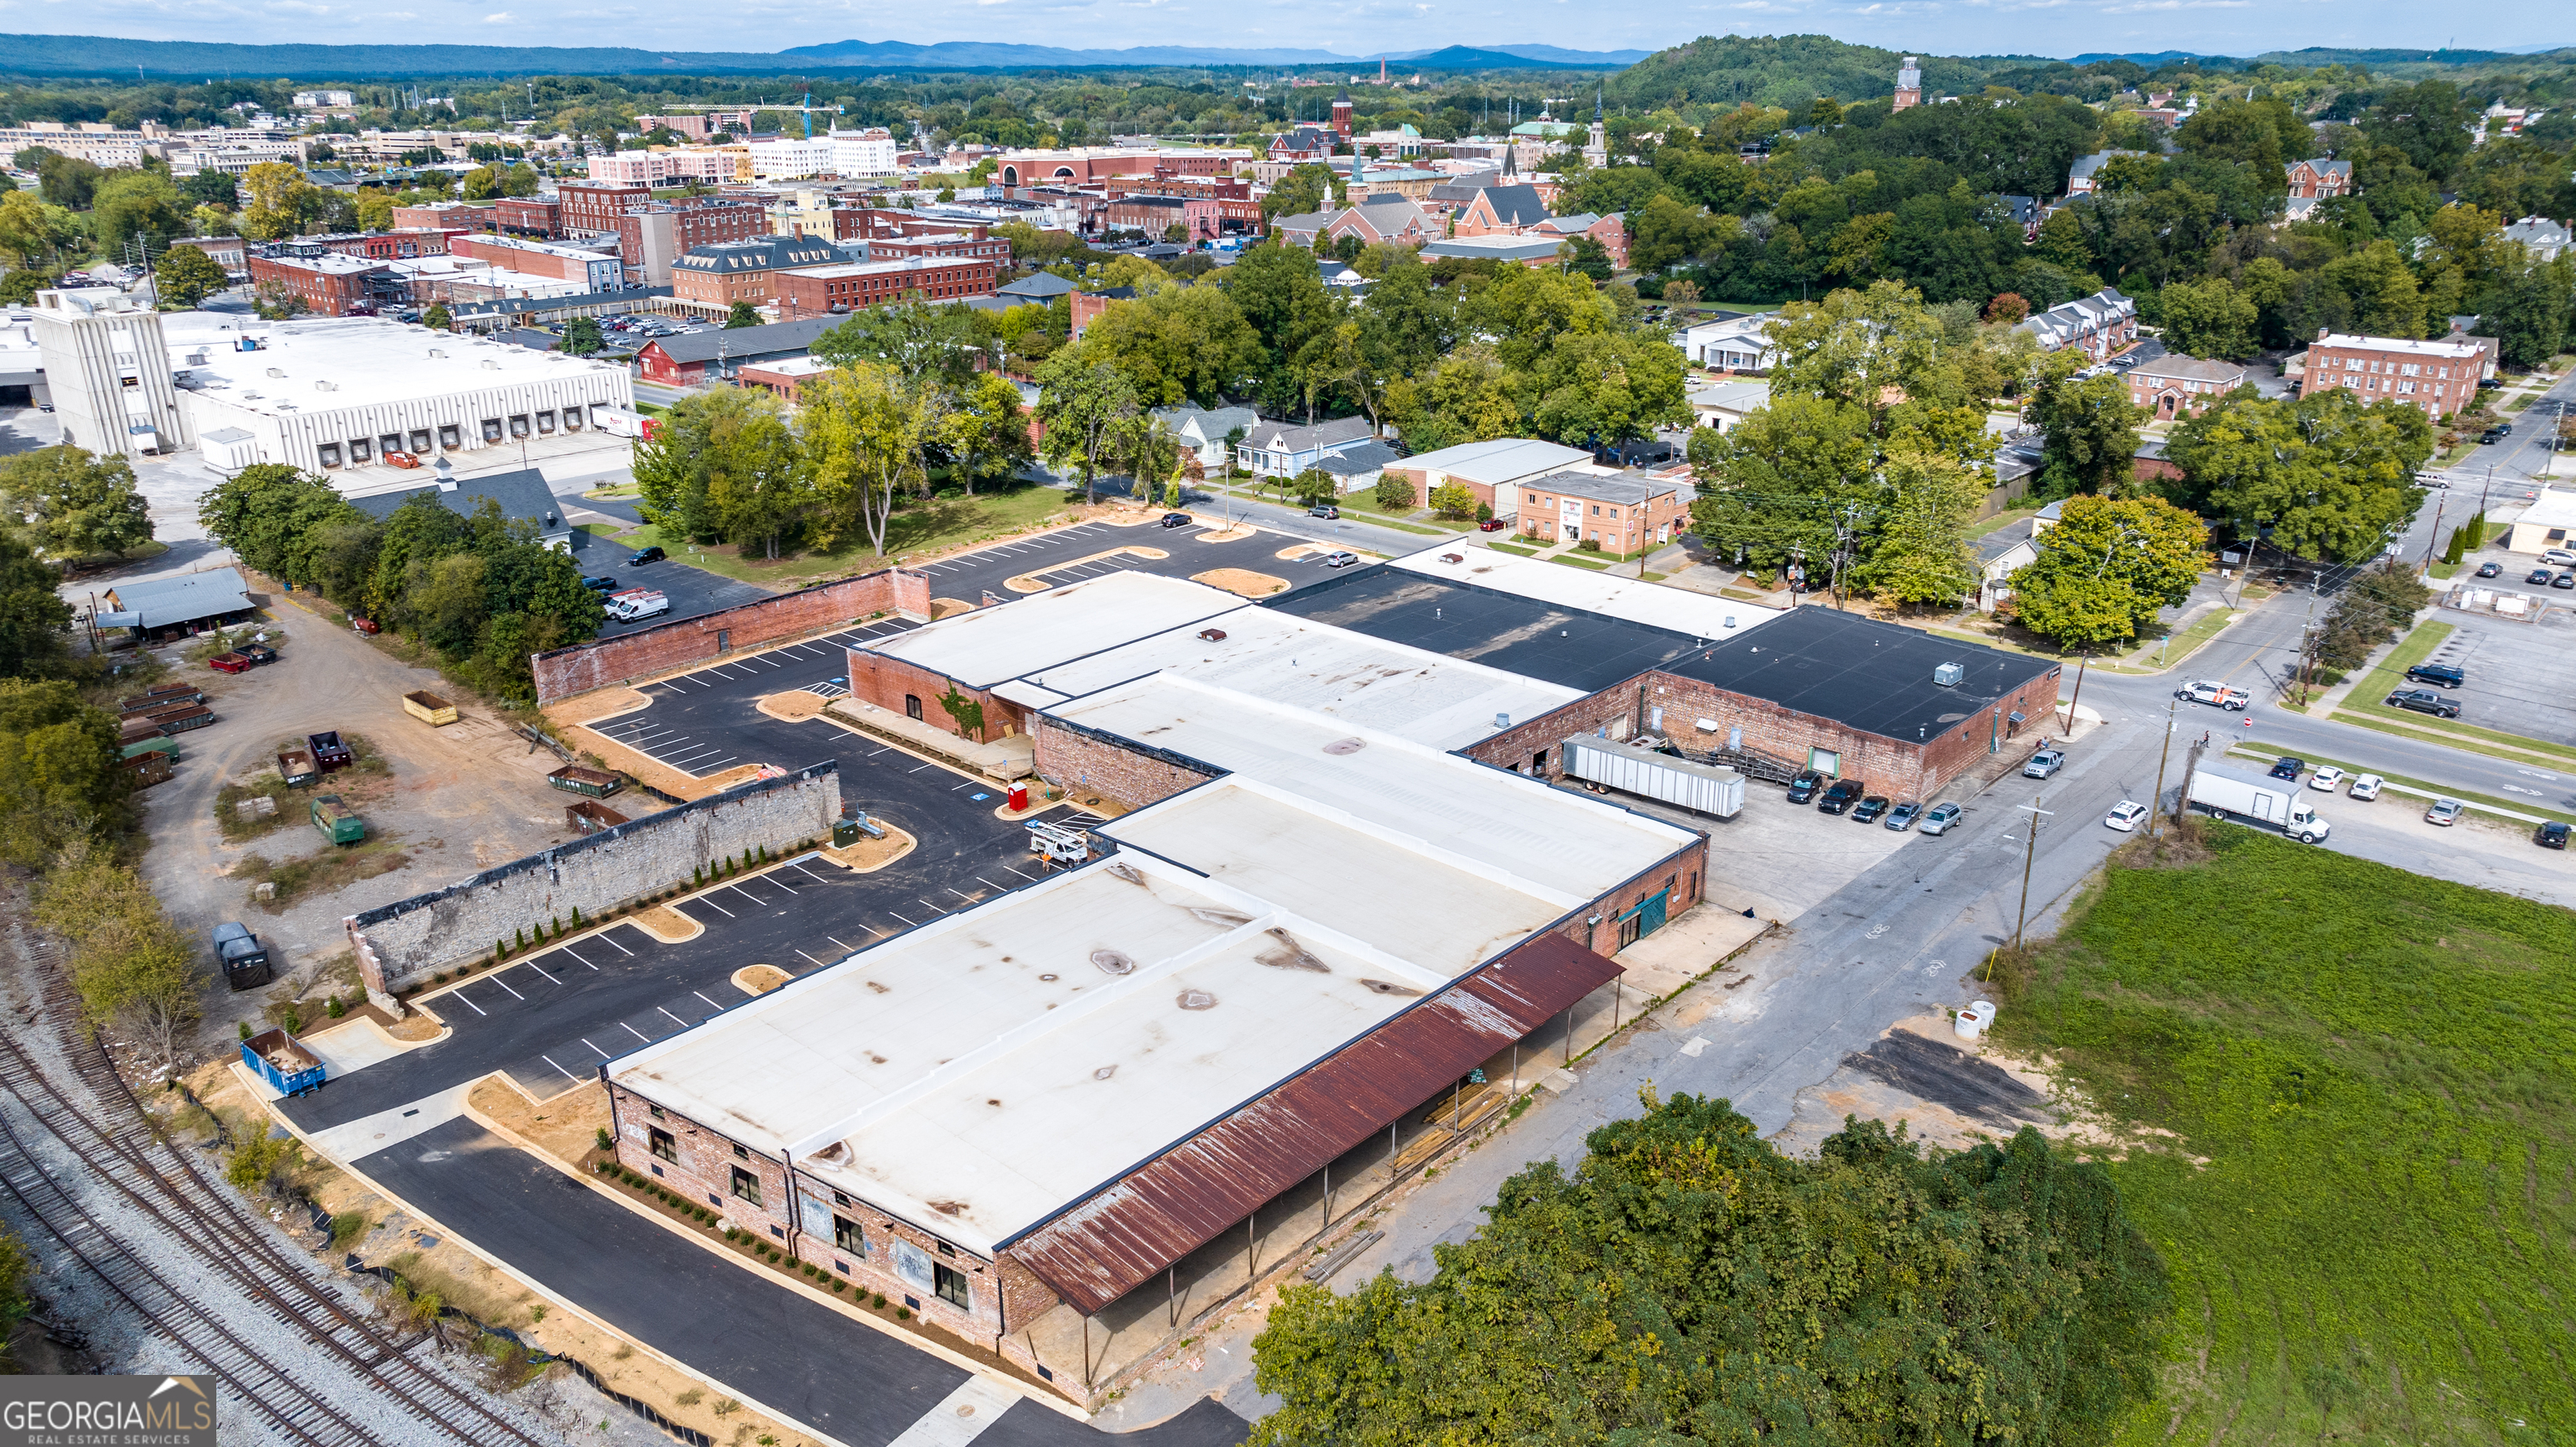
[20,0,2568,60]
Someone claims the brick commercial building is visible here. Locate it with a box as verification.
[670,235,841,315]
[613,198,770,286]
[1511,469,1688,557]
[631,316,836,386]
[491,195,562,237]
[1380,437,1592,519]
[772,256,998,320]
[558,181,650,238]
[445,234,624,290]
[1102,193,1223,240]
[2127,353,2248,420]
[297,229,463,261]
[861,230,1012,264]
[2298,331,2489,418]
[246,249,397,317]
[391,200,497,232]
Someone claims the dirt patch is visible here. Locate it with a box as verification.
[696,763,770,793]
[628,905,704,943]
[930,597,974,620]
[731,964,792,996]
[470,1075,612,1157]
[1196,524,1256,543]
[1005,547,1170,593]
[1274,543,1326,561]
[815,827,917,873]
[544,687,651,729]
[1190,568,1289,598]
[236,835,413,913]
[756,690,830,722]
[382,1009,445,1041]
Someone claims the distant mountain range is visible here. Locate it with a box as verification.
[0,33,1648,79]
[2071,45,2573,65]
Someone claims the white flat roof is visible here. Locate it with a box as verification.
[1389,544,1779,642]
[610,850,1452,1254]
[2317,333,2484,359]
[1393,437,1592,485]
[867,570,1239,688]
[2512,489,2576,529]
[165,313,629,414]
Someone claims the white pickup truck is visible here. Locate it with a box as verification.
[2176,678,2250,711]
[605,589,668,623]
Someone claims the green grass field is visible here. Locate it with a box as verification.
[2000,826,2575,1446]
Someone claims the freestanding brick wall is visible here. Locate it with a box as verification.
[844,648,1030,743]
[345,764,842,1011]
[532,568,931,703]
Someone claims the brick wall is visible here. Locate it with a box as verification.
[609,1083,793,1238]
[1032,718,1219,809]
[346,765,842,1005]
[1564,838,1710,957]
[1462,665,2062,803]
[532,568,930,703]
[844,650,1028,742]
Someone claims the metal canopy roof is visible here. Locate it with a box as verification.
[1004,929,1619,1315]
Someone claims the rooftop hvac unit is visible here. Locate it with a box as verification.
[265,366,286,378]
[1933,661,1965,687]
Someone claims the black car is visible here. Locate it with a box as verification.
[2538,822,2570,849]
[2405,662,2465,687]
[2529,568,2556,584]
[2481,427,2511,444]
[2268,756,2304,781]
[1786,770,1824,804]
[2475,562,2503,578]
[628,546,665,566]
[1852,794,1890,823]
[1159,511,1192,528]
[1308,504,1339,520]
[1817,779,1865,815]
[2385,688,2463,718]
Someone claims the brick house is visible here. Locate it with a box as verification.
[2285,158,2354,200]
[1510,469,1686,558]
[1459,606,2064,803]
[2012,288,2137,360]
[772,255,998,321]
[1267,125,1337,163]
[2298,330,2489,418]
[2127,353,2248,420]
[670,235,841,315]
[1379,437,1592,516]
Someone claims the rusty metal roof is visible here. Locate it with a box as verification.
[1000,931,1620,1315]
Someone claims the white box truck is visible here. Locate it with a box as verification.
[605,588,668,623]
[2187,762,2330,843]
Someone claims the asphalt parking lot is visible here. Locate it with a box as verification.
[2376,581,2576,748]
[906,514,1353,604]
[589,619,920,777]
[361,1118,1252,1447]
[564,526,776,637]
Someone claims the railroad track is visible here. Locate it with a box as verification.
[0,921,553,1447]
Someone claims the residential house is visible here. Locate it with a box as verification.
[2286,158,2355,200]
[2126,354,2248,421]
[2013,289,2137,360]
[2065,150,2152,197]
[1317,438,1402,494]
[1068,286,1137,341]
[2439,317,2504,377]
[1152,404,1260,475]
[1237,416,1379,480]
[1994,194,2041,240]
[2505,489,2576,554]
[1510,469,1686,558]
[1680,314,1780,372]
[2503,216,2570,262]
[2298,330,2488,418]
[1267,127,1337,163]
[1531,212,1629,267]
[1973,500,2062,613]
[1379,437,1592,517]
[1687,379,1770,432]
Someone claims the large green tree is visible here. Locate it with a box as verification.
[1032,352,1145,505]
[0,531,71,680]
[153,244,227,309]
[2028,362,2145,499]
[2157,275,2260,361]
[812,300,992,387]
[0,446,154,563]
[2011,492,2208,648]
[195,464,362,585]
[1251,1091,2168,1446]
[1075,283,1264,408]
[1853,449,1983,607]
[0,680,127,866]
[2164,389,2432,562]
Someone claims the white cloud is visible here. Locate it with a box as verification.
[483,9,513,18]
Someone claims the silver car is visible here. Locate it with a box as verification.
[1918,801,1964,835]
[2023,749,2065,779]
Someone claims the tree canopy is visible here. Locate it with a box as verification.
[2162,387,2433,561]
[1252,1090,2169,1446]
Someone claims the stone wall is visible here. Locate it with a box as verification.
[1031,716,1221,810]
[346,765,842,1008]
[532,568,930,703]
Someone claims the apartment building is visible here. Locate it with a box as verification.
[2013,289,2137,360]
[558,181,651,238]
[772,256,999,320]
[670,235,842,313]
[2298,331,2488,418]
[2127,354,2248,420]
[1512,469,1687,558]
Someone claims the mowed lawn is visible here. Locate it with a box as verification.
[2000,825,2575,1445]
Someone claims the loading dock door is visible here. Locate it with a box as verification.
[1618,889,1670,948]
[1809,748,1841,777]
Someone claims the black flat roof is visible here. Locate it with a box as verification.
[1659,606,2059,743]
[1262,565,1711,692]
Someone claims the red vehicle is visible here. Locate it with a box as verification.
[384,452,421,469]
[208,652,252,673]
[350,617,381,635]
[1478,518,1508,532]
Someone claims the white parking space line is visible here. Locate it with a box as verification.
[729,884,769,907]
[792,862,832,884]
[908,763,934,774]
[918,898,948,914]
[696,755,740,770]
[761,874,799,894]
[975,878,1003,891]
[541,1055,580,1082]
[867,747,891,757]
[825,935,856,952]
[564,947,599,969]
[887,911,917,926]
[449,990,488,1016]
[951,781,973,791]
[621,1021,652,1043]
[696,895,737,919]
[948,887,975,901]
[658,1006,689,1028]
[1004,864,1036,880]
[581,1038,610,1058]
[794,947,827,966]
[590,933,631,957]
[693,990,725,1011]
[526,962,562,985]
[491,976,526,1001]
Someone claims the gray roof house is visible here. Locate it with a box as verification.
[1151,403,1260,472]
[1238,416,1379,479]
[346,461,574,551]
[1316,438,1402,491]
[2503,215,2570,262]
[97,567,257,635]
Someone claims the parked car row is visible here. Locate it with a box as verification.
[1783,770,1961,834]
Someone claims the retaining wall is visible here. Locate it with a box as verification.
[532,569,931,703]
[346,765,842,1009]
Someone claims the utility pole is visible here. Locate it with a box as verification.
[2420,486,2448,569]
[2012,796,2053,950]
[2148,696,2178,839]
[2061,653,2089,741]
